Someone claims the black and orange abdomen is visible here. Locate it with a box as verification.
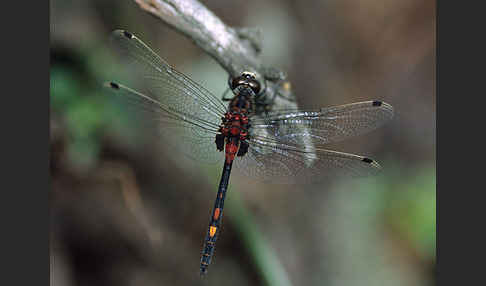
[200,162,233,275]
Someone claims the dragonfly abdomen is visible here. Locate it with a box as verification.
[200,162,232,276]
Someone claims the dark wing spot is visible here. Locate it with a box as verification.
[109,82,120,89]
[122,31,133,39]
[362,157,374,164]
[372,101,382,107]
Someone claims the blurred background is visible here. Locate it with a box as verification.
[50,0,435,285]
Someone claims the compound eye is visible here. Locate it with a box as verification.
[231,76,245,89]
[248,79,261,94]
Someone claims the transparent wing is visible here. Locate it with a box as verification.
[235,136,381,184]
[105,30,229,163]
[234,100,392,183]
[249,101,393,147]
[109,29,227,125]
[104,84,223,163]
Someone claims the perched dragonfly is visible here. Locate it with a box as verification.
[104,30,394,276]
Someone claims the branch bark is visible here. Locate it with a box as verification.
[134,0,296,108]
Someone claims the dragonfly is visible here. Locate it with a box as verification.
[104,30,394,276]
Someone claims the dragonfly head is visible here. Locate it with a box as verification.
[230,71,262,96]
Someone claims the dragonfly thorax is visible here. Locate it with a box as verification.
[217,74,254,163]
[216,110,250,163]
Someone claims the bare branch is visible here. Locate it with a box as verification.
[134,0,297,108]
[135,0,260,75]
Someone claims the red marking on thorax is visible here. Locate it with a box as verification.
[217,93,252,163]
[219,107,250,164]
[230,126,240,136]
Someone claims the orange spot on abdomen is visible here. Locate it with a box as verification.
[213,208,221,220]
[209,226,217,237]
